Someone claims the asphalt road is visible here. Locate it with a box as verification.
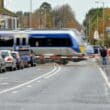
[0,60,110,110]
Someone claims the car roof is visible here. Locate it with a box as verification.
[11,51,19,53]
[0,50,11,52]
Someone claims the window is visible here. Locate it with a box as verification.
[29,38,72,47]
[22,38,26,45]
[16,38,20,46]
[0,34,14,47]
[1,52,9,58]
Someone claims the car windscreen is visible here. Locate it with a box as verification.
[29,38,72,47]
[18,50,31,56]
[0,34,14,47]
[1,52,10,58]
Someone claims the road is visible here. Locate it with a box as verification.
[0,60,110,110]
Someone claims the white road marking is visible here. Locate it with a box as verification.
[98,66,110,88]
[0,83,9,85]
[42,66,57,78]
[12,91,18,94]
[27,85,32,88]
[104,84,109,96]
[37,81,41,83]
[0,77,7,80]
[0,64,60,94]
[45,66,61,79]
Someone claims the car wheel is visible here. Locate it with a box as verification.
[3,68,6,73]
[10,67,13,71]
[0,68,2,73]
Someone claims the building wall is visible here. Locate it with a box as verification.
[0,0,4,8]
[0,15,18,29]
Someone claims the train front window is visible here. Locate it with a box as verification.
[29,38,72,47]
[22,38,26,45]
[16,38,20,46]
[0,34,14,47]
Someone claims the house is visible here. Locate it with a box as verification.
[0,0,18,29]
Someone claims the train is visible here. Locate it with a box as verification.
[0,29,86,64]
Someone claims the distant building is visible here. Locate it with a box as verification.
[0,0,18,29]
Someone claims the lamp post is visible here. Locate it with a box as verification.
[88,15,91,42]
[44,8,47,28]
[95,1,99,32]
[29,0,32,28]
[102,2,105,46]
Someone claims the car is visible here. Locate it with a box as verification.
[0,54,6,73]
[0,50,17,71]
[16,47,36,67]
[11,51,24,69]
[86,45,94,55]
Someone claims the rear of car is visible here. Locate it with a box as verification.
[0,50,16,71]
[17,48,36,67]
[11,51,24,69]
[0,54,6,73]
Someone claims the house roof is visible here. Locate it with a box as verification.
[0,8,17,17]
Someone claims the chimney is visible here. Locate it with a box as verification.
[0,0,4,8]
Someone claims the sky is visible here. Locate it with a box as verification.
[5,0,110,24]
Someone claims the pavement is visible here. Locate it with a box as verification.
[95,55,110,81]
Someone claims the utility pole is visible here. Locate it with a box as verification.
[95,1,99,32]
[102,2,105,46]
[44,8,47,28]
[29,0,32,28]
[89,15,91,43]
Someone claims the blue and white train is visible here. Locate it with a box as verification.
[0,29,85,64]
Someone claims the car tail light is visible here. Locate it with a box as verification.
[7,58,13,61]
[5,57,13,62]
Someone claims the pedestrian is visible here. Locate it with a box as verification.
[100,46,107,65]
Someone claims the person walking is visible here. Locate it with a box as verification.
[100,46,107,65]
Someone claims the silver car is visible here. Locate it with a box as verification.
[11,51,24,69]
[0,54,6,73]
[0,50,17,71]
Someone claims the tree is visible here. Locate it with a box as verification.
[52,4,81,30]
[39,2,52,28]
[83,8,110,45]
[15,2,81,30]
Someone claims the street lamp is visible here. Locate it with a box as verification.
[40,7,47,28]
[88,15,91,42]
[29,0,32,28]
[102,2,105,46]
[95,0,99,32]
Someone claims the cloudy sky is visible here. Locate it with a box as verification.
[5,0,110,24]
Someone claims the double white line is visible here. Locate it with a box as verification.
[44,65,61,79]
[0,64,61,94]
[98,66,110,88]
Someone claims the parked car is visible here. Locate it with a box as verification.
[11,51,24,69]
[0,50,17,71]
[20,55,31,67]
[0,54,6,73]
[16,47,36,67]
